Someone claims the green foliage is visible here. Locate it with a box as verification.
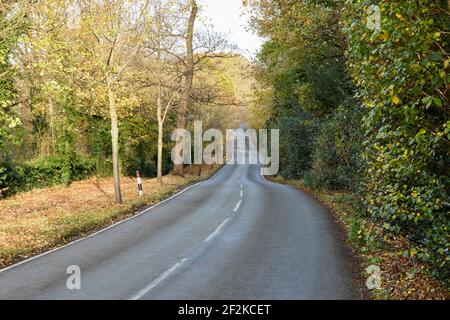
[0,154,95,197]
[343,0,449,279]
[0,1,27,166]
[0,2,27,194]
[248,0,449,284]
[278,115,316,178]
[250,0,361,187]
[304,103,365,191]
[83,115,113,176]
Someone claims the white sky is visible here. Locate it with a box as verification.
[198,0,262,58]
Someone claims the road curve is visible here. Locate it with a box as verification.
[0,164,362,299]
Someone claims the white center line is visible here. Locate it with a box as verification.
[204,218,230,242]
[130,258,187,300]
[240,190,243,197]
[233,200,242,212]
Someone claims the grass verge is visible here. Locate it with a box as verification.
[0,165,222,269]
[267,176,449,300]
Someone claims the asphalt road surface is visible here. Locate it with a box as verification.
[0,164,362,299]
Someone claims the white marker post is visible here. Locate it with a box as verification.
[136,171,143,196]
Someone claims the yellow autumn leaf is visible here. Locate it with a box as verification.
[395,13,403,20]
[392,95,401,105]
[444,59,450,68]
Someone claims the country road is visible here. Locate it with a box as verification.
[0,163,362,300]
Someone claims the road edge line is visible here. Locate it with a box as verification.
[0,165,228,274]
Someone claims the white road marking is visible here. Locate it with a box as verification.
[233,200,242,212]
[130,258,187,300]
[240,190,243,197]
[204,218,230,242]
[0,165,229,274]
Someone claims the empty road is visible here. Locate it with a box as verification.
[0,164,362,299]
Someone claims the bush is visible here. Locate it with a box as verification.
[343,0,450,280]
[0,154,95,198]
[278,115,317,179]
[304,103,364,192]
[0,160,24,197]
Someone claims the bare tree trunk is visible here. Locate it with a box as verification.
[174,0,198,176]
[48,96,55,155]
[107,81,122,204]
[156,0,164,184]
[157,86,163,184]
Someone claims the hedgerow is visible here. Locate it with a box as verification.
[0,155,95,197]
[343,0,449,280]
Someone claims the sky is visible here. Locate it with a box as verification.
[198,0,263,58]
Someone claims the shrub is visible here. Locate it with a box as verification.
[304,103,364,192]
[278,115,317,179]
[0,154,95,198]
[343,0,450,280]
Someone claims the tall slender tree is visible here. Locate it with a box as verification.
[74,0,150,203]
[173,0,197,176]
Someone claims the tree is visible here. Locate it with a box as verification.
[0,0,27,194]
[245,0,355,178]
[343,0,449,280]
[16,0,80,157]
[173,0,197,176]
[0,0,26,152]
[1,0,239,198]
[149,0,184,183]
[72,0,150,203]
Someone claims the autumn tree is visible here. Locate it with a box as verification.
[72,0,150,203]
[0,0,27,194]
[140,0,186,183]
[0,1,25,148]
[172,0,197,176]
